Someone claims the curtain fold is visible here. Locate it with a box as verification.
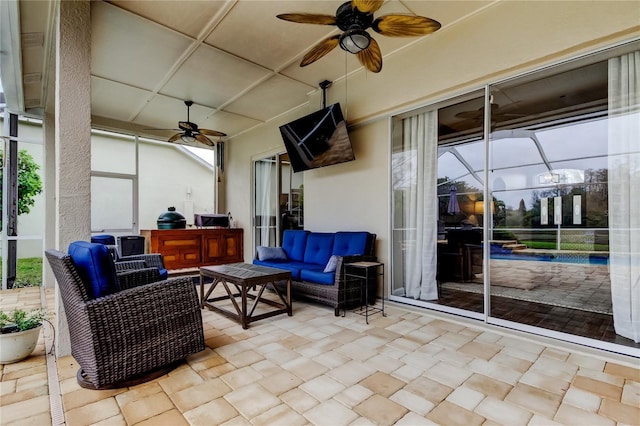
[608,51,640,343]
[255,159,275,247]
[403,111,438,300]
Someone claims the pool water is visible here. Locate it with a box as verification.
[489,245,609,265]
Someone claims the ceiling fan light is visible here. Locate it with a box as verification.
[180,134,196,143]
[339,29,370,53]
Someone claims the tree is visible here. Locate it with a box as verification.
[0,149,43,229]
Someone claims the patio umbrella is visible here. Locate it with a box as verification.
[447,185,460,214]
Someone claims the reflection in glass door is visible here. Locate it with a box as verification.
[486,62,617,344]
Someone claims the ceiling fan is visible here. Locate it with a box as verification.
[277,0,441,73]
[158,100,226,147]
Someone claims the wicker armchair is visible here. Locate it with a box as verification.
[106,246,169,279]
[45,249,205,390]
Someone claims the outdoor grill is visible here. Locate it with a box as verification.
[157,207,186,229]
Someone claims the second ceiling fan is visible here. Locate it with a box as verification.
[277,0,441,73]
[167,100,226,147]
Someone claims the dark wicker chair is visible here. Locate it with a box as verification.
[115,253,167,277]
[45,249,205,390]
[104,244,168,277]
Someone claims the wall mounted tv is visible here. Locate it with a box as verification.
[279,103,355,173]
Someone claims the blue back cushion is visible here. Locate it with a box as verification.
[90,234,116,245]
[303,233,335,266]
[282,230,309,262]
[68,241,120,299]
[332,232,369,256]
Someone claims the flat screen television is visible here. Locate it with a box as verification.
[279,103,355,173]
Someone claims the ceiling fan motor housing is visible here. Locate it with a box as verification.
[337,2,374,53]
[336,1,374,31]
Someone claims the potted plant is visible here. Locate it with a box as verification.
[0,308,47,364]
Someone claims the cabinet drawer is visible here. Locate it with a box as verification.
[162,248,201,269]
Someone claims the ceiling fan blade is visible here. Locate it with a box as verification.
[277,13,336,25]
[455,110,482,120]
[351,0,384,14]
[179,121,198,132]
[356,37,382,73]
[199,128,227,137]
[195,133,214,146]
[168,133,181,142]
[372,15,441,37]
[300,35,340,67]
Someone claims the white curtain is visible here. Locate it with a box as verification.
[608,51,640,343]
[403,111,438,300]
[255,158,275,246]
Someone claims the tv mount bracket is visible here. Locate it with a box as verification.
[319,80,332,108]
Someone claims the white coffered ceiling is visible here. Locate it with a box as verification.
[2,0,493,146]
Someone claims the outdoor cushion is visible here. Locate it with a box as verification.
[303,233,335,266]
[252,259,306,280]
[256,246,288,261]
[158,268,169,280]
[323,255,339,273]
[281,230,309,262]
[332,232,368,256]
[301,267,335,285]
[68,241,120,299]
[90,234,116,245]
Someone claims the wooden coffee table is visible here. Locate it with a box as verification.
[200,263,292,329]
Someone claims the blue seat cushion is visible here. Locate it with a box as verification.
[253,259,305,280]
[300,267,335,285]
[68,241,120,299]
[303,233,335,266]
[333,232,368,256]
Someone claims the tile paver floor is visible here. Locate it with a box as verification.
[1,285,639,425]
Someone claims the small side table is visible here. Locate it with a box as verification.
[343,261,385,324]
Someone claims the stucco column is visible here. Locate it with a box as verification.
[54,0,91,356]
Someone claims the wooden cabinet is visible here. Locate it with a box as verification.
[140,228,244,270]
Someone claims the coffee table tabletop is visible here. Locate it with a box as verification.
[200,263,292,329]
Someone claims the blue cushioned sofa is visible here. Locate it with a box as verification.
[253,230,377,315]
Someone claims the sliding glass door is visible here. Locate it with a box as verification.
[390,42,639,354]
[253,153,303,251]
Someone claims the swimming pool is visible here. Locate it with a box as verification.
[490,249,609,265]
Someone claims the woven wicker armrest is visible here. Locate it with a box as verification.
[119,253,165,269]
[114,260,147,272]
[117,268,162,290]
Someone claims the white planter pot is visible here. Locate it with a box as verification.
[0,325,42,364]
